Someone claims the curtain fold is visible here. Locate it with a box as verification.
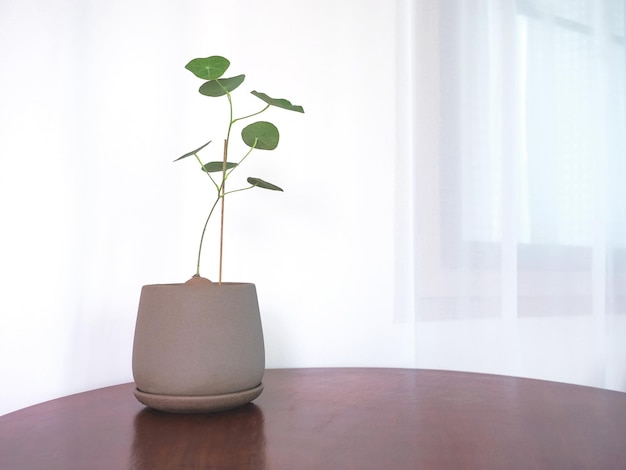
[411,0,626,390]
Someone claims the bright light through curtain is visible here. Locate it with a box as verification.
[409,0,626,390]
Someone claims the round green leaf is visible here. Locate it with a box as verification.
[247,177,283,191]
[251,91,305,113]
[201,161,238,173]
[185,56,230,80]
[241,121,279,150]
[199,75,246,97]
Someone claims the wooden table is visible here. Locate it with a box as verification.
[1,368,626,469]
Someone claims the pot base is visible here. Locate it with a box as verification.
[133,383,264,413]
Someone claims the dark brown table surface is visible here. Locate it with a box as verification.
[1,368,626,469]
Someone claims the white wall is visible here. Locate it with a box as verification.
[0,0,415,416]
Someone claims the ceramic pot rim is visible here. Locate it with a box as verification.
[142,281,256,287]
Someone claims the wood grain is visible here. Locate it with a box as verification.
[1,368,625,469]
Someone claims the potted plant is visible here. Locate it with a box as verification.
[132,55,304,413]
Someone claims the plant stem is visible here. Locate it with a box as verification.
[196,196,221,277]
[195,81,268,281]
[218,139,227,285]
[224,186,254,196]
[233,105,270,124]
[194,153,219,190]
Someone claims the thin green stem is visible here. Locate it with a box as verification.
[233,105,270,124]
[196,195,221,276]
[224,186,255,196]
[195,80,264,280]
[218,89,235,284]
[194,153,219,190]
[225,144,256,179]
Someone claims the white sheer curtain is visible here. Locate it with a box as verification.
[409,0,626,390]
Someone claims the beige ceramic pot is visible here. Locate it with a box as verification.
[132,276,265,413]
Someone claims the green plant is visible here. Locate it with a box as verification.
[175,55,304,283]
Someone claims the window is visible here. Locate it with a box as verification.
[440,0,625,271]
